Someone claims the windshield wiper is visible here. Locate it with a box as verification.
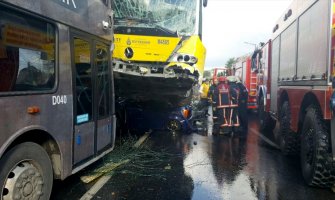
[114,17,152,24]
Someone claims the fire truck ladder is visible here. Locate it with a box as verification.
[250,73,257,96]
[248,72,257,109]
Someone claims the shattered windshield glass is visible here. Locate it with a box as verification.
[112,0,198,36]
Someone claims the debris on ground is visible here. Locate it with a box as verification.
[80,132,174,183]
[80,132,150,183]
[164,164,172,170]
[80,160,130,183]
[133,131,151,148]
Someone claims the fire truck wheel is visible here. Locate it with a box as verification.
[0,142,53,200]
[279,101,299,155]
[301,105,335,187]
[258,97,276,132]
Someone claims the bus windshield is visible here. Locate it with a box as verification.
[112,0,198,36]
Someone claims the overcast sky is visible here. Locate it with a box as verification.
[202,0,292,69]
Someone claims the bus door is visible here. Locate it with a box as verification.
[94,42,113,153]
[72,33,113,164]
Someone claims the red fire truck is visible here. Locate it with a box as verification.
[211,67,231,81]
[249,41,277,132]
[234,55,258,110]
[259,0,335,187]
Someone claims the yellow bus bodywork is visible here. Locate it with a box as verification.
[113,34,206,76]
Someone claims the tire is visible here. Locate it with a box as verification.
[300,105,335,187]
[279,101,299,155]
[0,142,53,200]
[258,97,276,132]
[167,119,181,131]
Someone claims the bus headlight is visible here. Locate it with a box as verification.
[170,53,198,65]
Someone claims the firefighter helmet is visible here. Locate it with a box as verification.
[218,76,226,82]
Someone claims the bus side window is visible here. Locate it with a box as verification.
[96,44,110,119]
[0,9,55,93]
[0,46,19,92]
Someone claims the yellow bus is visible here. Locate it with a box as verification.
[112,0,207,106]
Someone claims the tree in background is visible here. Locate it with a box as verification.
[203,70,212,80]
[226,57,236,69]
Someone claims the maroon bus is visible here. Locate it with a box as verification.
[0,0,115,199]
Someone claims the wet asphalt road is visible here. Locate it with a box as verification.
[52,116,335,200]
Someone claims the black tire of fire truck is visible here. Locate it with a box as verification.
[258,97,276,133]
[300,105,335,187]
[279,101,299,155]
[0,142,53,200]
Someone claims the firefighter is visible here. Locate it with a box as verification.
[208,78,219,119]
[216,76,230,130]
[215,76,248,137]
[227,76,240,128]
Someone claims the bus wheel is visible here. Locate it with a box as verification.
[258,97,275,132]
[0,142,53,200]
[301,105,335,187]
[279,101,299,155]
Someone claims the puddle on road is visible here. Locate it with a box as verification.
[182,133,257,200]
[92,130,263,200]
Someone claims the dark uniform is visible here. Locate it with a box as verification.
[228,81,240,126]
[215,76,249,136]
[236,81,248,137]
[208,81,218,118]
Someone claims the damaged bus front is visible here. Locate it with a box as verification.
[112,0,207,106]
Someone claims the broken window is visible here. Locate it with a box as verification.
[112,0,197,36]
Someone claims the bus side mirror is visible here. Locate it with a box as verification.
[203,0,208,7]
